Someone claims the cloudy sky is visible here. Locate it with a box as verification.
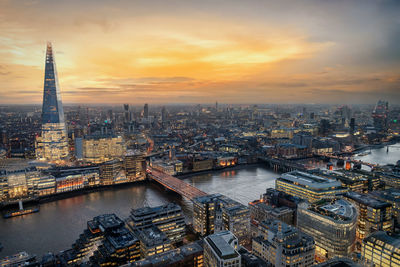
[0,0,399,104]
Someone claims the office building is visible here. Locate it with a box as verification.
[345,192,394,248]
[370,188,400,226]
[193,194,250,246]
[361,231,400,267]
[297,198,357,262]
[127,203,186,244]
[134,225,173,258]
[80,135,126,164]
[91,227,140,266]
[314,257,360,267]
[71,214,135,265]
[99,160,123,185]
[124,152,146,182]
[249,199,295,226]
[252,220,315,267]
[276,171,347,202]
[372,100,389,132]
[35,42,69,163]
[204,231,241,267]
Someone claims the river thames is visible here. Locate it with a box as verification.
[1,144,399,257]
[0,166,277,257]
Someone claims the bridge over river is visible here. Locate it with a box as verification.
[147,167,207,201]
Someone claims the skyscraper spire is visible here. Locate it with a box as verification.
[36,42,69,163]
[42,42,65,124]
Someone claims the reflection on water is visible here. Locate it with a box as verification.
[354,144,400,166]
[0,166,277,257]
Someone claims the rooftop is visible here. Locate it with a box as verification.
[346,192,391,209]
[280,171,342,190]
[206,234,239,260]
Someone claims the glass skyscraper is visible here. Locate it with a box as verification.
[36,42,69,162]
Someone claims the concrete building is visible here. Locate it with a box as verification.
[276,171,347,202]
[361,231,400,267]
[345,192,394,249]
[297,198,357,262]
[252,220,315,267]
[204,231,241,267]
[127,203,186,244]
[80,135,126,164]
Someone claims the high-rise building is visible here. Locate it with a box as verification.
[345,192,394,249]
[252,220,315,267]
[193,194,250,246]
[79,135,126,164]
[127,203,186,244]
[297,198,357,262]
[124,152,146,182]
[372,100,389,132]
[361,231,400,267]
[124,104,130,123]
[143,104,149,119]
[204,230,241,267]
[36,43,69,163]
[275,171,348,202]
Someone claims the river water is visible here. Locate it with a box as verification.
[1,144,398,258]
[0,166,277,257]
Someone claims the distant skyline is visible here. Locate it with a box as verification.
[0,0,399,104]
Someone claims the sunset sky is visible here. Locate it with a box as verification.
[0,0,399,104]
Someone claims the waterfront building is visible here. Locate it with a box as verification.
[79,135,126,164]
[193,194,221,236]
[130,241,204,266]
[151,159,183,176]
[193,194,250,246]
[345,192,394,248]
[361,231,400,267]
[217,156,237,168]
[124,152,146,182]
[276,171,347,202]
[252,220,315,267]
[71,214,129,264]
[56,175,84,193]
[203,231,241,267]
[35,43,69,163]
[297,198,357,262]
[0,167,56,202]
[90,227,140,266]
[127,203,186,244]
[134,225,173,258]
[192,157,214,172]
[100,160,123,185]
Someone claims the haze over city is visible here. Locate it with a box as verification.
[1,0,400,104]
[2,1,400,267]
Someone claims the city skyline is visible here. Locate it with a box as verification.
[1,0,400,105]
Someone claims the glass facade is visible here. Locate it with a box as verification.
[36,42,69,162]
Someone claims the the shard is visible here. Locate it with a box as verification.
[36,42,69,162]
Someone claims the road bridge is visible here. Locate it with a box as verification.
[147,167,207,201]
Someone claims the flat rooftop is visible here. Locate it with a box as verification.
[346,192,391,209]
[131,203,181,217]
[280,171,342,190]
[206,235,239,260]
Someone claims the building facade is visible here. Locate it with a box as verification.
[36,42,69,163]
[297,198,357,262]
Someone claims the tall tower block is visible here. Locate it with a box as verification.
[36,42,69,162]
